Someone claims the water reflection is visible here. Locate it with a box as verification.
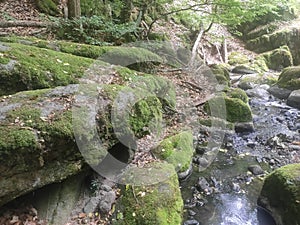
[217,194,258,225]
[209,194,276,225]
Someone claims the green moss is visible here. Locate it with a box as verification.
[6,106,42,126]
[153,131,194,172]
[99,75,175,139]
[129,97,163,137]
[199,117,234,130]
[0,127,38,153]
[224,88,249,103]
[0,36,162,67]
[262,45,293,70]
[277,66,300,90]
[204,96,253,123]
[43,110,73,139]
[251,55,269,72]
[0,42,94,95]
[260,163,300,225]
[114,163,183,225]
[211,64,231,86]
[228,52,249,65]
[36,0,59,16]
[0,54,10,64]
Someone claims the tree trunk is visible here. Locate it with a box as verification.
[120,0,133,23]
[67,0,81,19]
[221,38,228,63]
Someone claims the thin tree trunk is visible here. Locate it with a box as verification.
[221,38,228,63]
[67,0,81,19]
[189,26,204,69]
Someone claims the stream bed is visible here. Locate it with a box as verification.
[181,84,300,225]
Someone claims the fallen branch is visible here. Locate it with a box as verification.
[0,20,54,28]
[181,81,203,93]
[189,26,204,68]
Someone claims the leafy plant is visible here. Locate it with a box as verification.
[51,16,140,45]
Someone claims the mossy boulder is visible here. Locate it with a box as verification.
[152,131,194,173]
[113,163,183,225]
[277,66,300,90]
[0,74,175,206]
[246,28,300,65]
[198,117,234,130]
[94,75,176,149]
[204,96,252,123]
[0,36,163,73]
[258,163,300,225]
[228,52,249,65]
[261,45,293,70]
[210,64,231,86]
[0,86,85,206]
[0,41,95,95]
[223,87,249,103]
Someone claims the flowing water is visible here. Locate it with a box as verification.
[181,84,300,225]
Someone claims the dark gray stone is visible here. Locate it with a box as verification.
[234,122,255,133]
[248,165,264,175]
[268,85,292,99]
[232,65,258,74]
[84,196,101,213]
[184,219,200,225]
[287,90,300,109]
[238,81,255,90]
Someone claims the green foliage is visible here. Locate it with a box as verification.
[170,0,288,32]
[52,16,140,45]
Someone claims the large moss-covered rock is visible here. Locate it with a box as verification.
[258,163,300,225]
[0,86,84,206]
[210,64,231,86]
[246,28,300,65]
[204,96,253,123]
[0,38,165,96]
[223,87,249,103]
[0,41,94,96]
[277,66,300,90]
[152,131,194,173]
[0,69,175,206]
[113,163,183,225]
[261,45,293,70]
[228,52,249,65]
[0,36,163,72]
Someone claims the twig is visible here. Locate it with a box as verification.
[181,81,203,93]
[132,186,139,204]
